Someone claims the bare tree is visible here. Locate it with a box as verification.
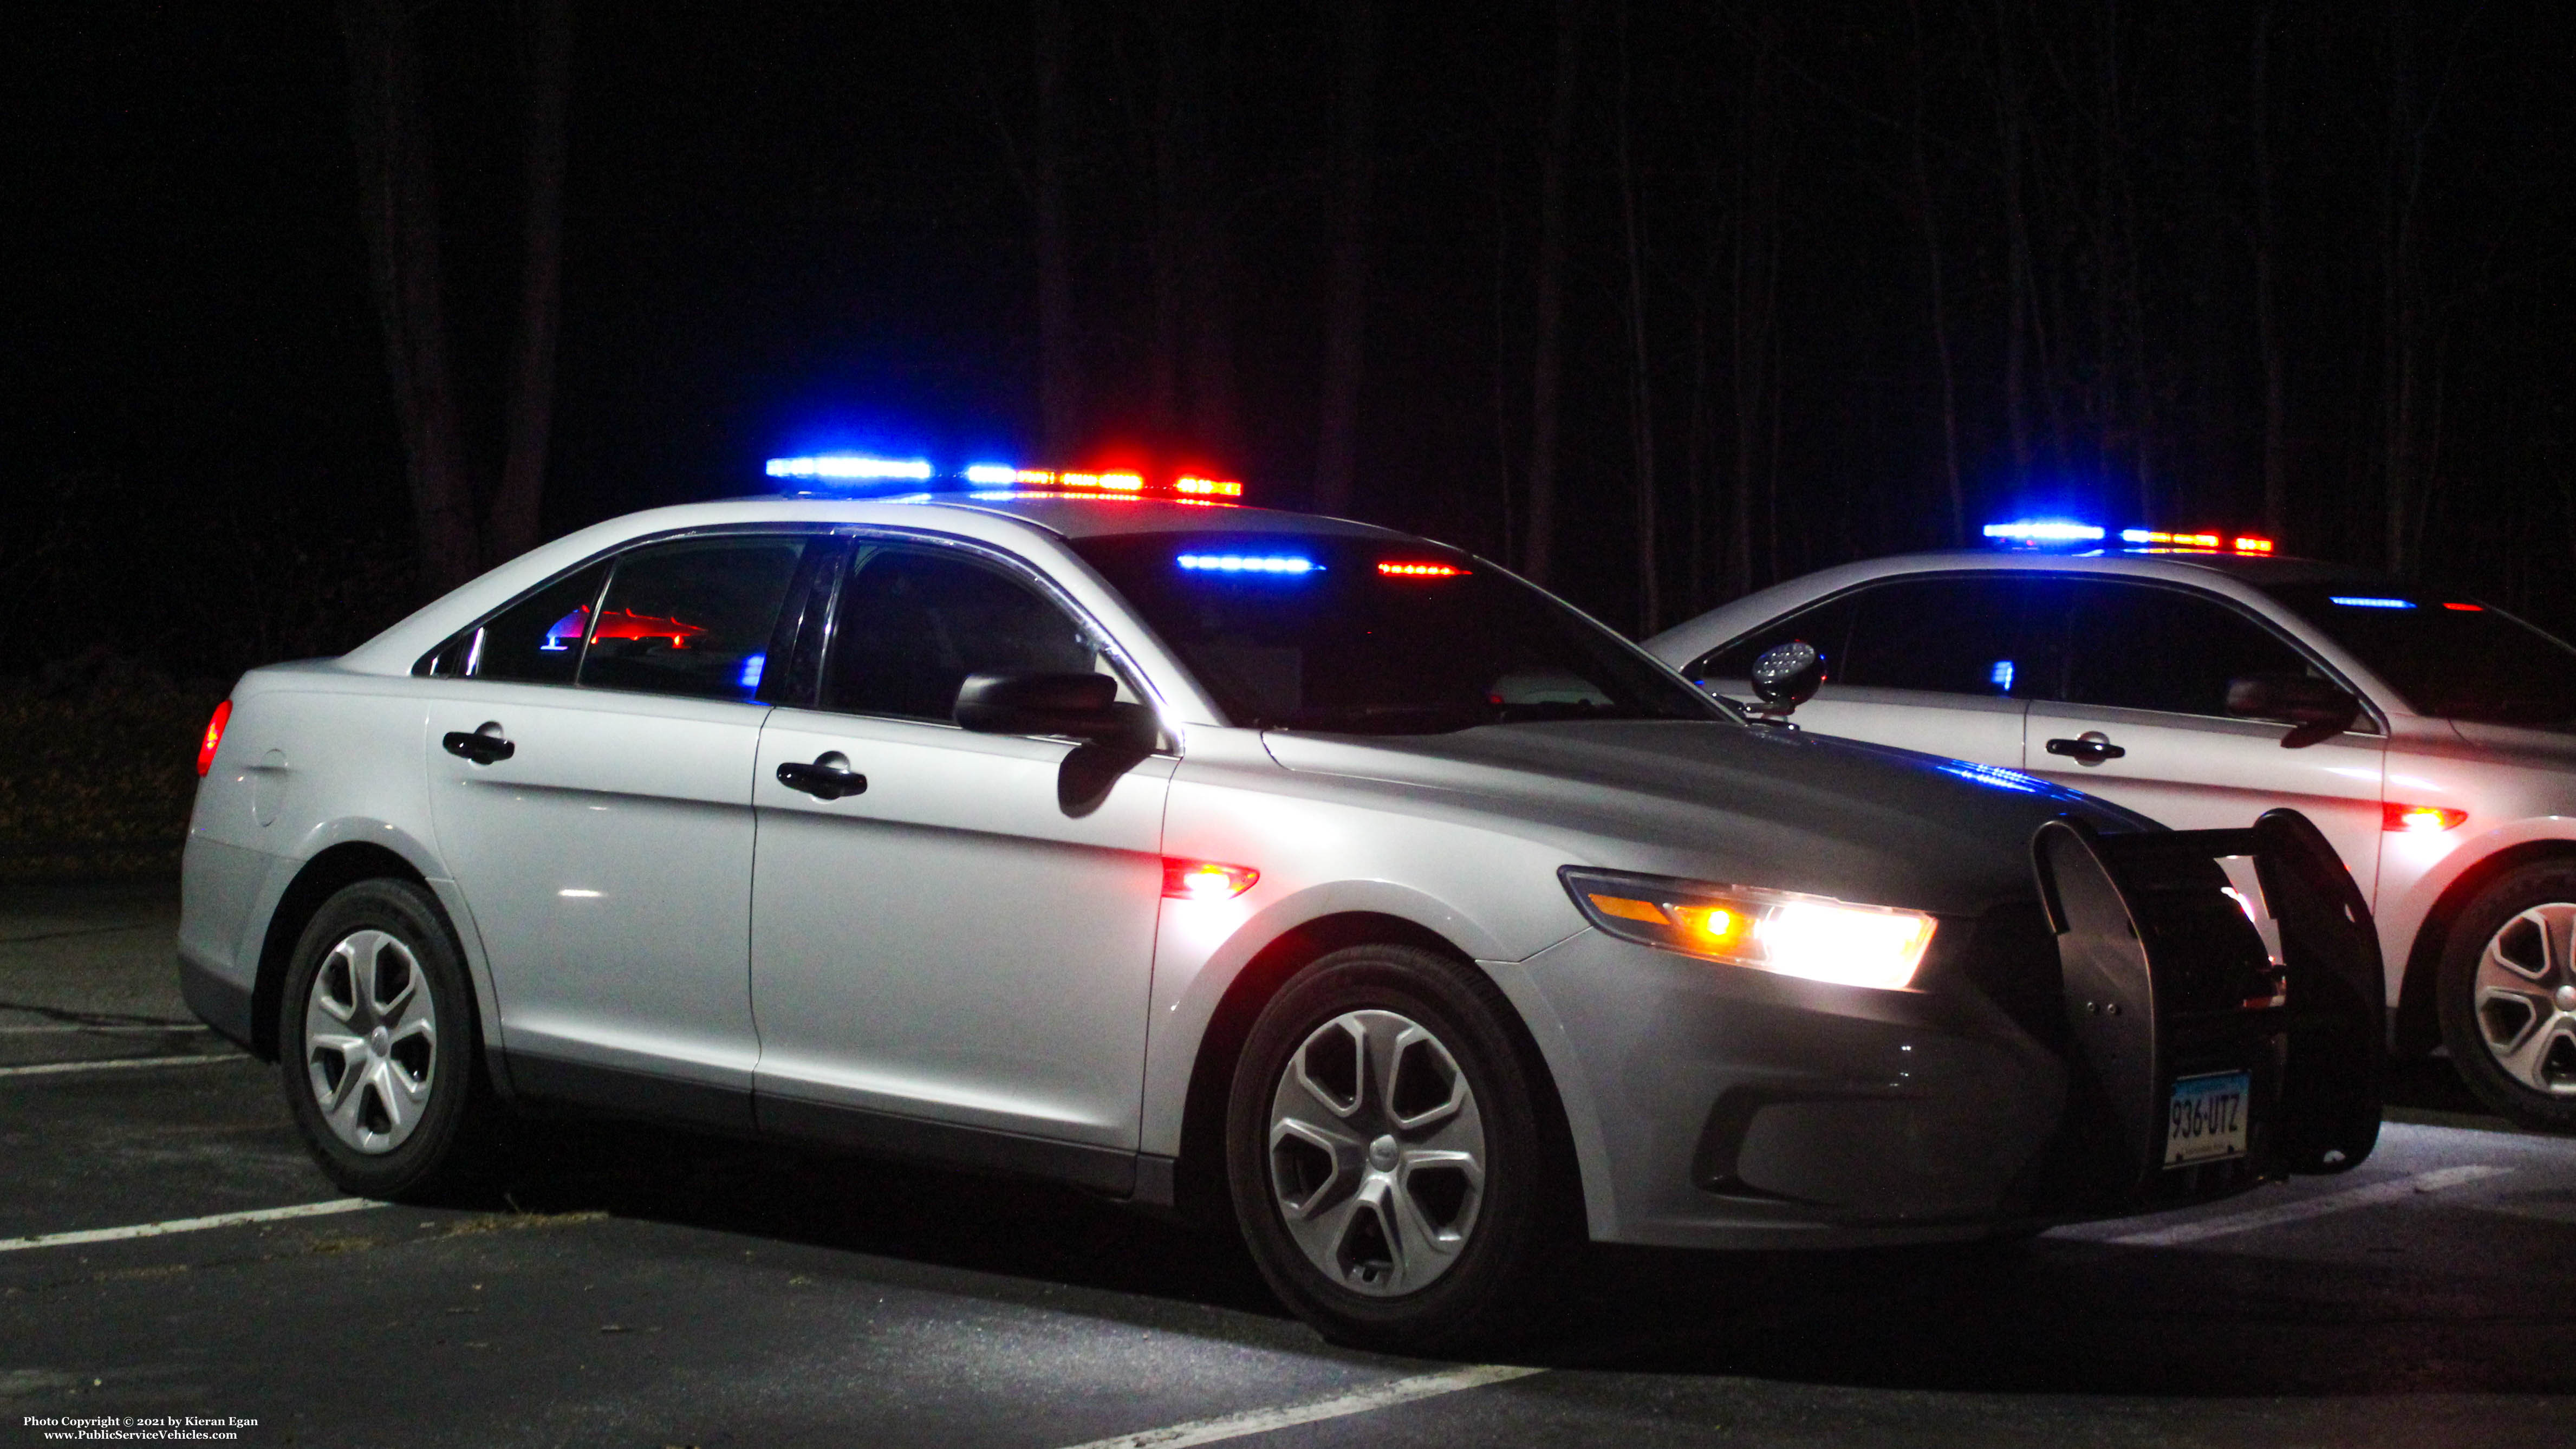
[1035,0,1081,459]
[490,0,573,568]
[1312,0,1377,517]
[1907,0,1965,547]
[1523,0,1581,584]
[2252,3,2287,536]
[1614,2,1658,631]
[1728,16,1781,599]
[340,0,478,592]
[2382,0,2428,577]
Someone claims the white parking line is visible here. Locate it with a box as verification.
[1056,1363,1547,1449]
[0,1024,210,1034]
[0,1199,382,1255]
[2110,1164,2509,1246]
[0,1053,242,1078]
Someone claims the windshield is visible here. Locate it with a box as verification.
[2263,582,2576,729]
[1068,531,1727,733]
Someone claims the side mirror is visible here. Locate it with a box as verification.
[2226,673,2361,750]
[955,671,1155,748]
[1747,641,1826,722]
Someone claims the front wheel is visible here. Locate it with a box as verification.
[278,878,498,1199]
[1226,944,1575,1355]
[2438,862,2576,1133]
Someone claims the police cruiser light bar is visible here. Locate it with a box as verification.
[765,455,1244,502]
[1982,518,2276,555]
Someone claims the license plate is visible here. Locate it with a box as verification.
[2163,1070,2252,1167]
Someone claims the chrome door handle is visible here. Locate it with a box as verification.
[2045,731,2126,765]
[776,753,866,800]
[442,727,515,765]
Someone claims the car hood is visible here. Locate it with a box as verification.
[1259,720,2151,918]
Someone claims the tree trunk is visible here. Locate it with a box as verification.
[1311,0,1377,517]
[341,0,479,592]
[1906,0,1964,547]
[2252,4,2288,537]
[1160,3,1237,464]
[1614,1,1657,632]
[1523,0,1581,584]
[1992,0,2034,478]
[1728,18,1779,600]
[2382,0,2425,578]
[1035,0,1081,459]
[490,0,572,568]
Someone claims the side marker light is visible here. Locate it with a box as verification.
[1163,860,1259,900]
[196,700,232,778]
[2384,803,2467,833]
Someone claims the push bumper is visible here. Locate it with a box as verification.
[1519,808,2383,1249]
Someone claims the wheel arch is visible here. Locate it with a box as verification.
[251,842,434,1061]
[2394,839,2576,1056]
[1169,911,1579,1232]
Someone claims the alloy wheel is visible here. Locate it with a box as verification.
[303,928,439,1154]
[1266,1009,1486,1297]
[2474,902,2576,1096]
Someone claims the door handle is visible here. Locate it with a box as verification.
[777,753,867,800]
[2045,731,2126,765]
[442,727,515,765]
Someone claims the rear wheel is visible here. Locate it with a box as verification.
[2439,862,2576,1133]
[278,879,498,1199]
[1226,944,1573,1354]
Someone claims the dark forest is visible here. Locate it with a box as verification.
[9,1,2574,681]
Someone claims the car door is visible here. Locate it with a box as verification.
[2022,579,2389,898]
[1683,574,2052,770]
[749,535,1177,1171]
[423,532,814,1126]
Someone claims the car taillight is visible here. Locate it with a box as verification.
[197,700,232,777]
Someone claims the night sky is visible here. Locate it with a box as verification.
[9,2,2573,681]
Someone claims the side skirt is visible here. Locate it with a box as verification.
[496,1051,1174,1206]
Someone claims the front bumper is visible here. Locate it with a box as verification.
[1517,809,2384,1250]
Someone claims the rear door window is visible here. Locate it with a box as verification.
[430,561,609,684]
[574,536,809,701]
[1836,575,2061,699]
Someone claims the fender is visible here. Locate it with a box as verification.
[242,818,510,1090]
[2378,814,2576,1005]
[1136,874,1577,1159]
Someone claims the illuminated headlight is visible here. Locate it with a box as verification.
[1558,867,1937,991]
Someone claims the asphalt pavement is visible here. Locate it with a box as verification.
[4,880,2573,1448]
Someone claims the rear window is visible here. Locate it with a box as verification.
[2262,582,2576,729]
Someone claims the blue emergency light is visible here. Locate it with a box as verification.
[1982,519,2105,544]
[766,455,934,482]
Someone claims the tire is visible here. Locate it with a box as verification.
[2437,861,2576,1134]
[1226,943,1575,1355]
[277,878,499,1199]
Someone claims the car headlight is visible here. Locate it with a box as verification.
[1558,867,1937,991]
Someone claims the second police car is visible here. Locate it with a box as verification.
[1650,520,2576,1133]
[181,475,2382,1351]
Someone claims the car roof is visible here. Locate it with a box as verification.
[335,491,1428,679]
[1641,545,2429,718]
[855,491,1417,542]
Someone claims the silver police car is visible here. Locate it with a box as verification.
[1648,524,2576,1134]
[180,475,2380,1350]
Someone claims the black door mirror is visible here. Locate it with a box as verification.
[955,671,1155,748]
[1747,641,1826,720]
[2226,673,2361,749]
